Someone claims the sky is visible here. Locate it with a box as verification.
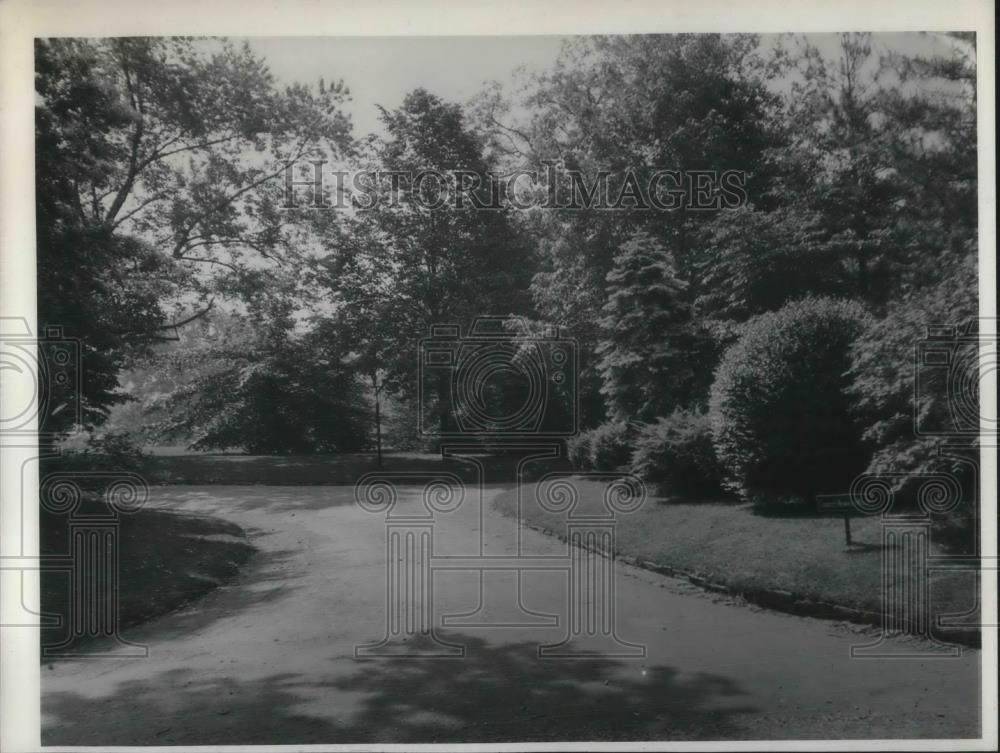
[244,36,566,138]
[242,33,966,140]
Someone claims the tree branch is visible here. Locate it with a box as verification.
[111,299,216,337]
[103,52,146,227]
[109,190,172,231]
[174,255,241,273]
[158,299,217,330]
[170,139,311,259]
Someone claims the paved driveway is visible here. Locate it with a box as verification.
[42,484,981,744]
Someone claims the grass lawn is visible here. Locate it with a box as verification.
[494,477,978,637]
[139,451,447,484]
[46,451,978,645]
[40,496,255,656]
[132,450,569,485]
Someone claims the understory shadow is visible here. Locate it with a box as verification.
[842,542,884,554]
[41,537,299,659]
[141,451,572,488]
[43,634,755,744]
[167,487,364,512]
[748,502,853,519]
[41,504,261,657]
[170,475,527,514]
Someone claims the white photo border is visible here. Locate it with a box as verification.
[1,1,995,751]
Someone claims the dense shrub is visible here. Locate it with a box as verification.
[565,432,594,470]
[709,297,871,504]
[849,254,978,539]
[588,421,634,470]
[630,409,726,498]
[567,421,633,470]
[46,430,149,481]
[156,334,372,454]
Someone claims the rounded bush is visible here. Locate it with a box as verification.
[630,409,726,498]
[709,297,871,504]
[588,421,634,470]
[569,421,635,471]
[566,431,594,470]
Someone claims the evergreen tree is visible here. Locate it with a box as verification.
[596,232,704,422]
[480,35,786,427]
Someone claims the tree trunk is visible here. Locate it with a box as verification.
[436,375,452,436]
[373,372,383,468]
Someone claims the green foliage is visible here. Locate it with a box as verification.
[587,421,635,471]
[315,90,536,435]
[510,34,786,430]
[379,395,439,453]
[514,34,784,211]
[35,41,165,431]
[50,430,150,476]
[596,232,707,422]
[630,409,726,498]
[152,314,371,454]
[34,37,352,432]
[565,432,594,470]
[849,252,978,528]
[850,253,977,455]
[774,33,977,305]
[709,297,871,503]
[35,31,981,491]
[566,421,633,471]
[530,234,612,430]
[695,206,851,323]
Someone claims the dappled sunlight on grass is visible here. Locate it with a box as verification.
[495,478,977,624]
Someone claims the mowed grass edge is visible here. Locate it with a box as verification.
[493,477,977,631]
[40,497,256,657]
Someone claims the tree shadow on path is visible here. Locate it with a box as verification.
[44,634,756,744]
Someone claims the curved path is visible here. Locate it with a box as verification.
[42,484,980,744]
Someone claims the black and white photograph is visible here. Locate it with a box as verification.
[0,0,995,749]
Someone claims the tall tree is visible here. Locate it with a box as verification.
[314,89,535,436]
[774,32,976,307]
[35,37,352,432]
[596,232,707,422]
[149,301,372,455]
[478,35,785,426]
